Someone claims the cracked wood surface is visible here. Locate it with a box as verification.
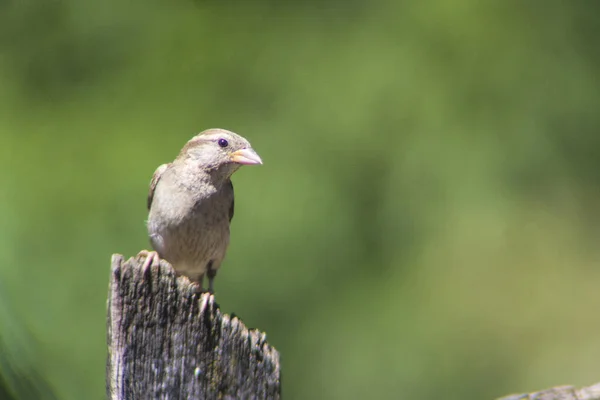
[107,254,280,400]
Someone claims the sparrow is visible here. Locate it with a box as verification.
[138,128,262,292]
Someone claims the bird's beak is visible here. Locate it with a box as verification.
[230,148,263,165]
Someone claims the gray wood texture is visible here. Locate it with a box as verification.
[107,254,281,400]
[498,383,600,400]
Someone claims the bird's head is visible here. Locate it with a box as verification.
[178,128,263,181]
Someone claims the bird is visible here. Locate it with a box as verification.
[137,128,262,293]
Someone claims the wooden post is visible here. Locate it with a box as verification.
[498,383,600,400]
[106,254,281,400]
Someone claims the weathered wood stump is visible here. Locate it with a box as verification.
[498,383,600,400]
[107,254,281,400]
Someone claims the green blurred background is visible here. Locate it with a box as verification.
[1,1,600,399]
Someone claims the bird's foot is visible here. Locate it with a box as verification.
[191,284,214,296]
[207,268,216,295]
[191,282,205,295]
[137,250,160,273]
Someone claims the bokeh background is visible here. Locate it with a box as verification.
[1,1,600,399]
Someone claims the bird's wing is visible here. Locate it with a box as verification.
[227,179,235,222]
[147,163,170,210]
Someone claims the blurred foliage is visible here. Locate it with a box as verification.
[1,0,600,399]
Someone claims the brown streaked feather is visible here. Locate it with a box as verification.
[178,129,229,156]
[147,163,170,210]
[179,137,205,157]
[227,179,235,222]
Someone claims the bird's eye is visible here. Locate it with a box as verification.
[218,138,229,148]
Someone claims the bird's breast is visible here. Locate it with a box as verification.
[147,180,232,272]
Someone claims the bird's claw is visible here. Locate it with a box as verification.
[191,282,205,295]
[137,250,160,273]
